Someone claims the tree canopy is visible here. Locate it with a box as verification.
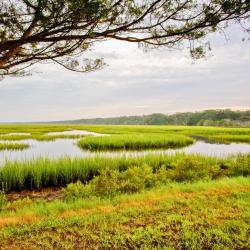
[53,109,250,127]
[0,0,249,76]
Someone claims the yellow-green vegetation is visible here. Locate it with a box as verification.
[0,124,250,144]
[0,124,249,249]
[0,143,29,151]
[0,153,249,192]
[0,125,92,141]
[0,192,5,211]
[0,134,85,141]
[78,133,194,150]
[209,134,250,144]
[0,177,249,249]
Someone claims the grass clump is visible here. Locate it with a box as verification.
[77,133,194,151]
[0,143,29,151]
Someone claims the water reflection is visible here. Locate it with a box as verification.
[0,138,250,165]
[45,130,107,137]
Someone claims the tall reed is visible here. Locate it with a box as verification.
[0,153,249,192]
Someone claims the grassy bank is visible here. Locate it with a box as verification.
[77,133,194,150]
[209,134,250,144]
[0,134,87,141]
[0,153,249,192]
[0,143,29,151]
[0,124,250,143]
[0,176,249,249]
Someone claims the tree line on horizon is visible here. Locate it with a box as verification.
[54,109,250,127]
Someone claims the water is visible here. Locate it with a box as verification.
[0,138,250,165]
[45,130,107,137]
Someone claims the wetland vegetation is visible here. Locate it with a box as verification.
[77,133,194,151]
[0,153,249,192]
[1,124,250,143]
[0,124,249,249]
[0,142,29,151]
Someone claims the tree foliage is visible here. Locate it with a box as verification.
[0,0,249,76]
[55,109,250,127]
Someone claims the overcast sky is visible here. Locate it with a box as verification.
[0,24,249,122]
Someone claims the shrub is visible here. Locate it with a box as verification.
[119,164,156,193]
[155,165,170,184]
[62,181,93,199]
[166,158,210,182]
[91,169,120,197]
[63,165,158,199]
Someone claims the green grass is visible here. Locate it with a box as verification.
[0,124,249,249]
[0,153,249,192]
[77,133,194,150]
[0,134,87,141]
[209,134,250,143]
[0,176,249,249]
[0,143,29,151]
[0,124,250,143]
[0,125,93,141]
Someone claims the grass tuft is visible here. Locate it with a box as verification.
[0,143,29,151]
[77,133,194,150]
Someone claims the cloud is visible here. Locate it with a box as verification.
[0,24,249,122]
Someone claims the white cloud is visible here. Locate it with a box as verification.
[0,24,249,122]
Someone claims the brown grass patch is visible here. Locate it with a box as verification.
[7,188,63,202]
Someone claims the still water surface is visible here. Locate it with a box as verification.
[0,138,250,165]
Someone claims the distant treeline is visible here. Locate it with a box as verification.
[54,109,250,127]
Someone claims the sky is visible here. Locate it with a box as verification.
[0,24,249,122]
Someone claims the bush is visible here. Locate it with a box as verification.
[62,181,93,199]
[166,158,211,182]
[91,169,120,197]
[118,164,156,193]
[63,165,158,199]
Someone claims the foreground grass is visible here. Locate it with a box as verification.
[0,143,29,151]
[0,153,249,192]
[78,133,194,151]
[0,176,249,249]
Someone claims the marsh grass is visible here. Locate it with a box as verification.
[0,124,250,143]
[0,143,30,151]
[0,124,249,249]
[209,134,250,143]
[0,153,249,192]
[77,133,194,150]
[0,134,87,141]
